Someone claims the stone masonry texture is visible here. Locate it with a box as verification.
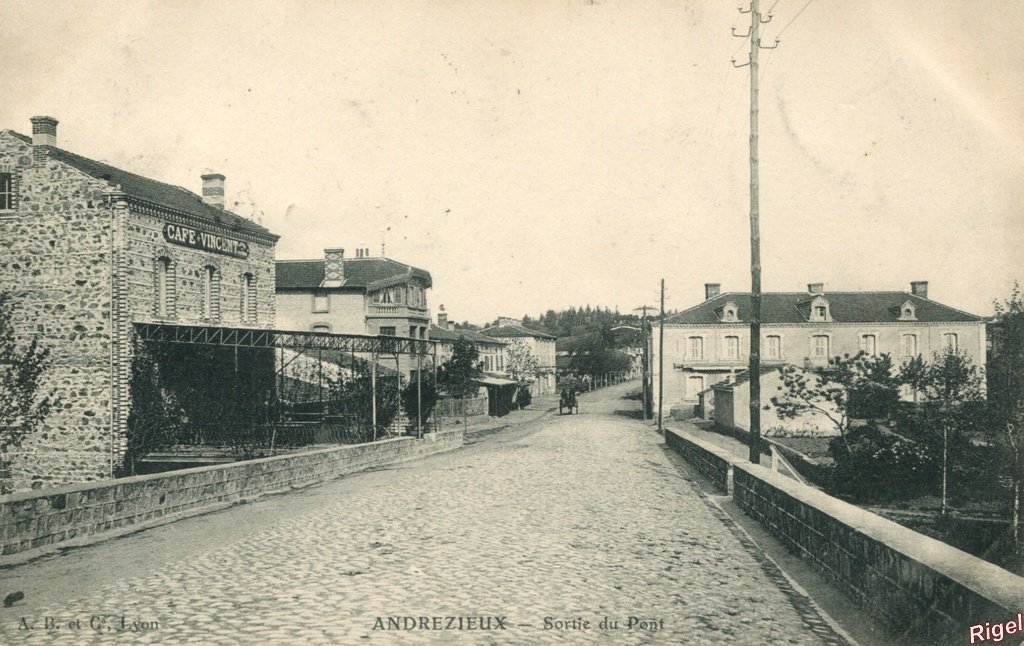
[0,129,278,491]
[0,385,849,645]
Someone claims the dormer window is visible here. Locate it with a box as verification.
[721,301,739,322]
[898,300,917,321]
[809,296,831,322]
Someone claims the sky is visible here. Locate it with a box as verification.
[2,0,1021,323]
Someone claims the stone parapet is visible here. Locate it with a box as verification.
[732,462,1024,644]
[663,427,740,494]
[0,428,463,560]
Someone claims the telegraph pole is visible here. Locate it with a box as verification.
[634,304,656,420]
[733,0,777,464]
[658,279,665,435]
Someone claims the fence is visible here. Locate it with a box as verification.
[435,396,487,418]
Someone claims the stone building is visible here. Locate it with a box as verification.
[275,247,432,377]
[481,317,557,395]
[430,308,507,373]
[0,116,278,490]
[653,281,987,417]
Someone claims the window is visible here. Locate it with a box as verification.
[202,266,218,320]
[688,336,704,360]
[724,335,740,359]
[901,333,917,357]
[311,324,331,333]
[812,335,830,358]
[765,335,781,359]
[156,257,172,318]
[899,301,917,321]
[394,286,404,304]
[241,273,256,324]
[860,334,877,356]
[313,290,329,313]
[379,326,396,336]
[943,333,958,351]
[815,306,827,319]
[0,173,12,210]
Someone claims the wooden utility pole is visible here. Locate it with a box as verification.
[733,0,777,465]
[658,279,665,435]
[635,304,655,420]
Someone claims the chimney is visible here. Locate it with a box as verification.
[704,283,721,300]
[30,116,58,164]
[808,283,824,295]
[497,316,519,327]
[201,173,225,209]
[910,281,929,299]
[323,247,345,287]
[438,305,448,329]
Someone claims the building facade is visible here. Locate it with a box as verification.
[0,117,278,490]
[481,317,557,395]
[275,248,432,376]
[653,282,987,417]
[430,309,507,373]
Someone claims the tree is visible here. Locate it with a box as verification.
[770,352,903,448]
[901,347,985,518]
[437,337,481,428]
[0,293,54,492]
[989,282,1024,569]
[569,330,633,386]
[506,338,540,383]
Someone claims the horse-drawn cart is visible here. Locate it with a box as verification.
[559,389,579,415]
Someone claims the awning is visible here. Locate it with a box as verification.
[474,376,519,387]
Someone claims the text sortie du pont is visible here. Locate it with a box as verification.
[371,616,664,632]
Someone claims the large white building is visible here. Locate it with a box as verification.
[654,281,987,418]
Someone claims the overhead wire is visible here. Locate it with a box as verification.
[775,0,816,39]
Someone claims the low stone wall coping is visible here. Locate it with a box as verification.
[665,427,749,467]
[0,436,417,505]
[0,430,464,560]
[734,461,1024,613]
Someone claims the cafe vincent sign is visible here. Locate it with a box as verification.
[163,223,250,259]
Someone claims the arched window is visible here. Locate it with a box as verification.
[241,273,256,324]
[943,333,958,351]
[0,172,14,210]
[156,257,173,318]
[202,266,219,320]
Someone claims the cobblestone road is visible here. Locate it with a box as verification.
[1,383,851,645]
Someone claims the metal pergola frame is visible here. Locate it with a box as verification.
[133,322,436,355]
[132,322,439,440]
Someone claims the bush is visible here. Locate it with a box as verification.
[828,424,938,502]
[515,386,532,409]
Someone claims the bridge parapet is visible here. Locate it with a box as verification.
[666,427,1024,644]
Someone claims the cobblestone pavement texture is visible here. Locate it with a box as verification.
[1,383,850,645]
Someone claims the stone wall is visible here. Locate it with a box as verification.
[0,428,463,559]
[732,462,1024,643]
[0,132,115,490]
[663,427,735,494]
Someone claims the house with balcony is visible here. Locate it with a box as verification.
[275,247,432,376]
[653,281,987,418]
